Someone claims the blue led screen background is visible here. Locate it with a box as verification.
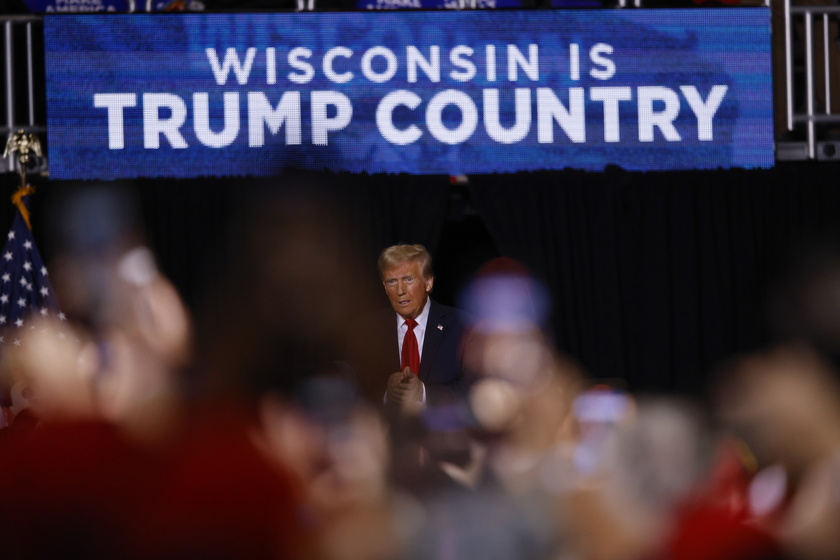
[44,9,774,180]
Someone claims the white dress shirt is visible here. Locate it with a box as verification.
[388,297,430,405]
[396,296,430,365]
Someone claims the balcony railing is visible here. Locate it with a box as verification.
[777,0,840,161]
[1,15,45,175]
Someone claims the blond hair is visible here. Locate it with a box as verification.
[378,244,433,279]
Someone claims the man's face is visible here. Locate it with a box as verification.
[382,260,434,320]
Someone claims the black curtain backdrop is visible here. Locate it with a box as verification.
[128,173,453,310]
[468,164,840,395]
[2,162,839,396]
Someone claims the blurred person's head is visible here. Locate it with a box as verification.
[189,175,399,560]
[458,258,581,448]
[90,247,191,434]
[464,325,584,472]
[600,396,715,512]
[714,348,840,560]
[257,367,383,487]
[47,184,144,325]
[460,257,551,334]
[564,397,716,560]
[45,184,192,440]
[459,257,564,414]
[378,244,434,321]
[298,376,392,518]
[715,344,840,481]
[0,315,98,421]
[193,172,380,409]
[767,239,840,369]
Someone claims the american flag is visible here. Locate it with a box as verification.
[0,187,64,348]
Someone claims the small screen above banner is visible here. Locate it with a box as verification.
[27,0,133,13]
[44,9,774,179]
[357,0,523,10]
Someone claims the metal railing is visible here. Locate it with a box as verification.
[1,15,45,176]
[778,0,840,161]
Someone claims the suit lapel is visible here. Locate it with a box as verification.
[384,309,401,373]
[419,300,446,382]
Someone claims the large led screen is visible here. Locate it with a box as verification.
[44,10,773,179]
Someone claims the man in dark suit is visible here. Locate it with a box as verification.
[375,244,470,413]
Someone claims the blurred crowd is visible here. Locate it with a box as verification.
[0,177,839,560]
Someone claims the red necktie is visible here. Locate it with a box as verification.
[401,318,420,376]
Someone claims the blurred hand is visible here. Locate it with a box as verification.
[386,367,424,413]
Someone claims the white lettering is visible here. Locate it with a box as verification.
[426,89,478,145]
[407,46,441,83]
[194,92,239,148]
[536,87,585,143]
[507,44,539,82]
[205,47,256,86]
[288,47,315,85]
[143,93,188,149]
[266,47,276,85]
[483,88,531,144]
[680,85,727,141]
[247,91,302,146]
[589,43,615,81]
[590,86,631,142]
[361,46,398,83]
[570,43,580,81]
[449,46,476,83]
[93,93,136,149]
[323,47,353,84]
[637,86,681,142]
[377,90,423,145]
[311,91,353,145]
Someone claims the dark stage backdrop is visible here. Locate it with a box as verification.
[1,162,838,397]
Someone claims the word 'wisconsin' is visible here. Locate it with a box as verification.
[94,86,728,149]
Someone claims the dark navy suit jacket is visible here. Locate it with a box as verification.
[354,298,471,402]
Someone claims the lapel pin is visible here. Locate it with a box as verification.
[437,324,443,331]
